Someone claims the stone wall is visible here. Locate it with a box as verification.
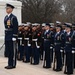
[0,0,22,36]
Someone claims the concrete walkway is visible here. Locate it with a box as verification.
[0,37,75,75]
[0,57,75,75]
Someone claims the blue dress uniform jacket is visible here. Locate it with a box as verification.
[4,14,18,40]
[64,31,73,74]
[54,31,64,70]
[4,13,18,67]
[71,31,75,68]
[43,30,52,68]
[64,32,73,52]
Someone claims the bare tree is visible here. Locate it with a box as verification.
[61,0,75,23]
[18,0,63,23]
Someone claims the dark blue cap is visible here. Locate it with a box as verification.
[46,23,51,27]
[66,25,72,29]
[56,25,62,29]
[6,3,15,9]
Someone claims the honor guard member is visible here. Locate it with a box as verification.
[40,23,45,60]
[71,24,75,69]
[32,23,40,65]
[23,24,31,63]
[43,23,52,69]
[17,25,24,61]
[49,24,55,63]
[53,25,63,71]
[4,4,18,69]
[36,24,42,61]
[64,24,73,74]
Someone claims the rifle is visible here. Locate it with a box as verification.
[43,50,46,67]
[12,38,17,66]
[53,48,56,70]
[64,51,67,73]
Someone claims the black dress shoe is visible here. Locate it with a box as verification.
[32,63,39,65]
[53,69,62,72]
[12,66,16,68]
[64,72,73,74]
[5,66,13,69]
[24,61,30,63]
[18,59,22,61]
[43,66,51,69]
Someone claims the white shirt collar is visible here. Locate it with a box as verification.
[46,29,49,32]
[67,32,70,35]
[57,31,60,34]
[7,13,11,17]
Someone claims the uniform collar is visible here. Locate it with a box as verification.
[57,31,60,34]
[67,31,70,35]
[7,13,12,17]
[46,29,49,32]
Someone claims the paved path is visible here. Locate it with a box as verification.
[0,37,75,75]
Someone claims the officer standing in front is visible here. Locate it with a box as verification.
[4,4,18,69]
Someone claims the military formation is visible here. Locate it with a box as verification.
[5,21,75,74]
[4,3,75,75]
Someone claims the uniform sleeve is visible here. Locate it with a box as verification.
[13,16,18,38]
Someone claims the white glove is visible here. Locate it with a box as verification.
[50,47,53,49]
[72,51,75,54]
[60,50,63,53]
[28,44,31,46]
[12,38,16,41]
[37,46,40,48]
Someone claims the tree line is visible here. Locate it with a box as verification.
[18,0,75,23]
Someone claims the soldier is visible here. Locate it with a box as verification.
[17,25,24,61]
[40,23,45,60]
[23,23,31,63]
[4,4,18,69]
[49,24,55,63]
[53,25,63,72]
[71,24,75,69]
[32,23,40,65]
[64,24,74,74]
[43,23,52,69]
[36,24,42,61]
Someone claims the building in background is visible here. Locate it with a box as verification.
[0,0,22,36]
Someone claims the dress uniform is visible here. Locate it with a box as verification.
[64,24,73,74]
[49,25,55,63]
[18,25,24,61]
[72,24,75,69]
[32,24,40,65]
[43,23,52,68]
[53,25,63,71]
[23,24,31,63]
[40,24,45,60]
[4,4,18,69]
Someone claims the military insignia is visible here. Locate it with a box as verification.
[47,34,50,38]
[7,20,11,28]
[69,37,71,41]
[57,36,60,40]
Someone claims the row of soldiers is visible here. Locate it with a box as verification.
[5,22,75,74]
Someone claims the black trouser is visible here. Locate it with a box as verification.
[5,40,17,67]
[44,41,51,68]
[55,50,62,69]
[65,52,73,73]
[74,53,75,68]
